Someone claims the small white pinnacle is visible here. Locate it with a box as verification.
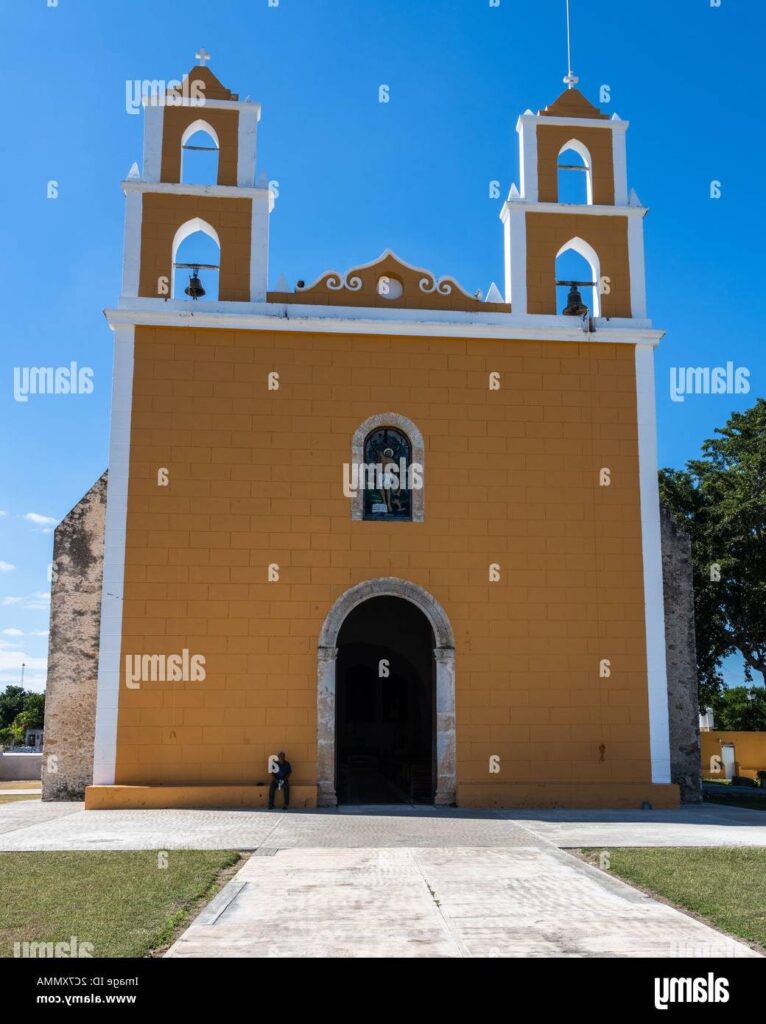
[485,282,503,304]
[508,183,521,200]
[629,188,642,207]
[611,112,622,121]
[127,162,140,179]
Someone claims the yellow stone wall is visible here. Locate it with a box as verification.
[536,124,616,205]
[114,325,658,800]
[138,194,252,301]
[700,731,766,780]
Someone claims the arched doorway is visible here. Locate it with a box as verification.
[336,597,434,804]
[317,578,455,807]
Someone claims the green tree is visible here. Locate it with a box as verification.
[0,726,16,747]
[711,687,766,731]
[0,688,46,747]
[21,691,45,728]
[660,399,766,706]
[0,686,27,729]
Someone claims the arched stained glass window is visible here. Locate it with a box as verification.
[362,427,413,521]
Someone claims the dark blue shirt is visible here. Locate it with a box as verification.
[272,760,292,781]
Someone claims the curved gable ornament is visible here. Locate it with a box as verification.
[269,250,508,313]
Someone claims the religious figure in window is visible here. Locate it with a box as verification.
[363,427,412,521]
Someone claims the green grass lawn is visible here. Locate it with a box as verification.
[0,850,241,958]
[583,847,766,951]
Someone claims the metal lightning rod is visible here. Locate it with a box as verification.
[563,0,580,89]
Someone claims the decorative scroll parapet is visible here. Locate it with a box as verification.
[268,249,509,313]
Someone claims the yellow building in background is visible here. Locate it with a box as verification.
[701,732,766,782]
[84,63,679,810]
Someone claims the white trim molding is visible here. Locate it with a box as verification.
[517,114,629,132]
[517,117,538,203]
[635,344,672,784]
[506,201,647,218]
[142,105,164,183]
[105,304,663,345]
[316,578,456,806]
[612,128,629,206]
[121,179,271,201]
[92,324,135,786]
[628,215,648,319]
[500,204,527,312]
[121,190,143,298]
[237,104,261,187]
[180,118,220,150]
[249,192,271,301]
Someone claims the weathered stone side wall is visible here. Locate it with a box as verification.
[41,473,107,801]
[661,506,702,803]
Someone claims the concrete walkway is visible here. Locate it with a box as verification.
[166,841,760,959]
[1,800,766,851]
[1,801,762,957]
[508,805,766,848]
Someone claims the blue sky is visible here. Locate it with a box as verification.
[0,0,761,692]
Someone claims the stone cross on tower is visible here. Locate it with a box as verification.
[195,47,211,67]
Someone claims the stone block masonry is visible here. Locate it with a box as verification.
[42,473,107,800]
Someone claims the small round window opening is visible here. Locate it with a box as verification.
[376,275,403,300]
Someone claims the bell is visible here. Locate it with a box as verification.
[184,270,205,300]
[562,283,589,317]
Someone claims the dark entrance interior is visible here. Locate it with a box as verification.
[336,596,434,805]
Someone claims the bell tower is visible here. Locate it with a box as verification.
[120,53,272,304]
[501,86,647,323]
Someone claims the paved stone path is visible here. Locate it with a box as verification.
[166,843,760,958]
[1,801,762,957]
[509,805,766,848]
[1,801,766,851]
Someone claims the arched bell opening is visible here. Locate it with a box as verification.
[171,218,221,301]
[555,237,601,318]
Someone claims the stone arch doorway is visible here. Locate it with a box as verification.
[337,597,433,804]
[317,578,455,807]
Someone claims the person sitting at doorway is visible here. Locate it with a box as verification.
[268,751,292,810]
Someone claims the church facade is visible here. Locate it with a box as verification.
[44,64,693,810]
